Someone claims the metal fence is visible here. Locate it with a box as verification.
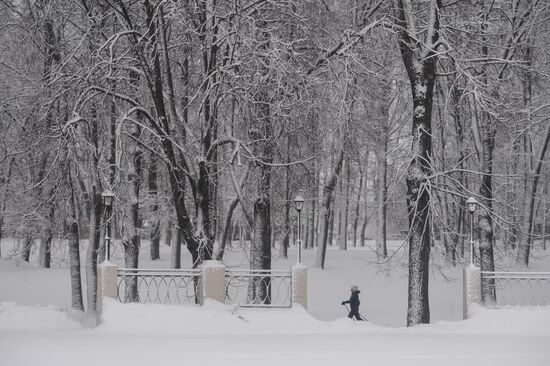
[481,271,550,307]
[116,268,201,305]
[225,269,292,308]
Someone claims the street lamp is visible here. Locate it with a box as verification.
[466,196,479,265]
[102,189,115,261]
[293,194,305,264]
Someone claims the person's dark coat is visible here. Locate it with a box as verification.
[341,290,363,320]
[342,290,360,311]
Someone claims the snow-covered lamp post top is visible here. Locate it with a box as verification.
[466,196,479,213]
[293,194,304,212]
[102,189,115,207]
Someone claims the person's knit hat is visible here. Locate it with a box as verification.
[351,285,358,291]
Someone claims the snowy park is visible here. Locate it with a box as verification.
[3,1,550,365]
[2,240,550,366]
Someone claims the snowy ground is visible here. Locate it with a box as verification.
[1,238,550,365]
[2,300,550,366]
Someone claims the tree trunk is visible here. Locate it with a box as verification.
[149,154,160,260]
[250,147,272,303]
[0,159,13,258]
[280,155,291,259]
[450,82,466,261]
[85,92,103,315]
[69,216,84,311]
[339,159,350,251]
[517,41,549,264]
[436,85,451,258]
[249,16,272,302]
[517,122,550,265]
[34,8,58,269]
[360,153,370,247]
[543,175,548,251]
[21,236,32,262]
[394,0,441,326]
[239,223,244,247]
[376,76,397,257]
[506,130,522,251]
[86,186,102,314]
[171,229,181,269]
[315,149,345,269]
[328,205,335,247]
[337,175,343,244]
[307,157,317,249]
[404,87,434,326]
[478,110,497,304]
[304,204,311,250]
[352,166,364,247]
[376,149,388,258]
[217,198,239,260]
[472,10,498,303]
[251,189,271,304]
[165,221,172,247]
[249,95,272,301]
[68,168,84,312]
[124,112,142,301]
[307,198,316,249]
[39,205,54,268]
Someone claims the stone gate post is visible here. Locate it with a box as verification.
[463,264,481,319]
[292,264,308,309]
[199,260,225,305]
[96,260,118,324]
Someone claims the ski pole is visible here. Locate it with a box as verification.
[343,303,367,321]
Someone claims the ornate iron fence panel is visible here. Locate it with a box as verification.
[481,271,550,307]
[116,269,201,305]
[225,269,292,308]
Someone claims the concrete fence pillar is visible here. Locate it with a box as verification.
[199,260,225,305]
[96,260,118,324]
[463,264,481,319]
[292,264,308,309]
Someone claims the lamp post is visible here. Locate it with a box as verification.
[102,189,115,261]
[466,196,479,265]
[293,194,305,264]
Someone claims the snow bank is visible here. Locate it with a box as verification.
[458,304,550,335]
[95,298,389,336]
[98,299,340,335]
[0,258,72,308]
[96,299,550,336]
[4,295,550,338]
[0,302,82,331]
[98,299,248,335]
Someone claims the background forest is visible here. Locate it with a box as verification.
[1,0,550,327]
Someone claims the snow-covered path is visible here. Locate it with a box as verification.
[5,331,548,366]
[2,301,550,366]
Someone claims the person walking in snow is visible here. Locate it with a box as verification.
[341,285,363,321]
